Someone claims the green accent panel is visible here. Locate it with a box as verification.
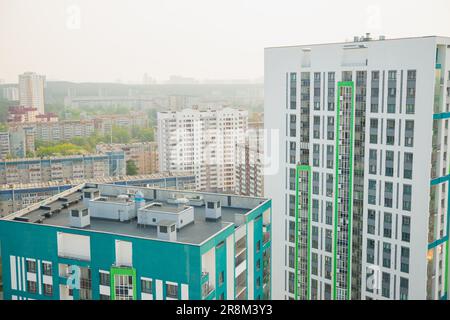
[333,81,355,300]
[110,266,137,300]
[295,165,312,300]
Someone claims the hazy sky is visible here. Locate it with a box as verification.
[1,0,450,83]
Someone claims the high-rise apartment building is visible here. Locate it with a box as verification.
[157,107,248,192]
[0,183,271,300]
[19,72,46,114]
[235,122,264,197]
[0,152,125,185]
[96,142,159,175]
[265,36,450,300]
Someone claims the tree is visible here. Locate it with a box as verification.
[126,160,139,176]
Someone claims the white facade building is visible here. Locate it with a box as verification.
[265,36,450,300]
[157,107,248,192]
[19,72,46,114]
[3,87,19,101]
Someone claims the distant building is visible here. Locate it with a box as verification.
[97,142,159,175]
[0,152,125,185]
[2,87,19,101]
[7,106,39,123]
[0,182,271,300]
[94,112,149,136]
[0,132,10,159]
[157,107,248,192]
[0,126,35,159]
[0,173,196,217]
[235,122,264,197]
[10,120,96,143]
[19,72,46,114]
[8,126,35,158]
[64,95,155,109]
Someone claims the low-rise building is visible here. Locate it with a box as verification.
[0,173,196,217]
[0,183,272,300]
[0,152,125,185]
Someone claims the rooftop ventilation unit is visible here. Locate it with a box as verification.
[70,206,90,228]
[205,201,222,221]
[157,220,177,241]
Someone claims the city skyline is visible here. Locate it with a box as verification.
[1,0,450,83]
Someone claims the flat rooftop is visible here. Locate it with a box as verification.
[4,183,268,245]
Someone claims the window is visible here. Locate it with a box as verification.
[383,243,391,268]
[326,145,334,169]
[367,210,376,235]
[367,239,375,264]
[100,272,110,286]
[42,262,52,276]
[44,284,53,296]
[400,278,409,300]
[100,294,110,300]
[407,70,416,81]
[256,240,261,253]
[382,273,390,298]
[370,119,378,144]
[403,185,412,212]
[27,260,36,273]
[386,120,395,145]
[405,120,414,147]
[312,226,319,249]
[368,180,377,205]
[385,151,394,177]
[313,116,320,139]
[288,247,295,268]
[384,182,393,208]
[141,279,153,294]
[288,272,295,294]
[369,150,377,174]
[404,153,413,179]
[406,104,415,115]
[328,72,335,82]
[388,70,396,80]
[312,199,319,222]
[327,117,334,140]
[401,247,410,273]
[383,213,392,238]
[387,103,396,114]
[325,202,333,225]
[27,280,37,294]
[372,71,380,81]
[402,216,411,242]
[325,229,332,253]
[166,283,178,299]
[313,144,320,167]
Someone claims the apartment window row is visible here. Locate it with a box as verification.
[367,210,411,242]
[368,180,412,211]
[369,118,415,147]
[366,238,410,274]
[368,149,414,180]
